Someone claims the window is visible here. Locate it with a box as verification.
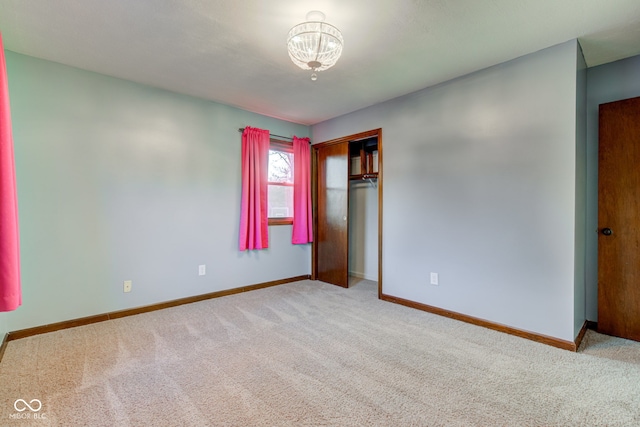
[268,140,294,225]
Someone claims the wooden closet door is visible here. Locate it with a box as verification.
[316,142,349,287]
[598,96,640,341]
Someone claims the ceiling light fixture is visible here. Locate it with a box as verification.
[287,11,343,81]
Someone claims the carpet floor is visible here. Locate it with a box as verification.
[1,278,639,426]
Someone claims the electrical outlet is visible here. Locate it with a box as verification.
[198,265,206,276]
[430,273,439,286]
[123,280,132,293]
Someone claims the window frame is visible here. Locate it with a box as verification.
[267,139,294,226]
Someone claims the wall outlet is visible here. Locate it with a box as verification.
[123,280,132,293]
[430,272,439,286]
[198,265,206,276]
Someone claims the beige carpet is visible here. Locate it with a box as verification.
[1,278,639,426]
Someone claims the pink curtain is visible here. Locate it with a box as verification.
[292,136,313,244]
[239,127,270,250]
[0,32,21,312]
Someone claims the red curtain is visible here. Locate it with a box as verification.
[239,127,270,250]
[292,136,313,244]
[0,32,21,312]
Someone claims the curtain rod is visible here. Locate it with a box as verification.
[238,128,293,141]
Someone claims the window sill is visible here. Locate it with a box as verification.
[269,218,293,226]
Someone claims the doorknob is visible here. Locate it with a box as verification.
[343,216,347,221]
[602,228,613,236]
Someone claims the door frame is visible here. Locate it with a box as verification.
[312,128,383,298]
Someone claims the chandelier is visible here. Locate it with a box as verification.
[287,11,344,81]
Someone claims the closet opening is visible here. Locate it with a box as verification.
[312,128,382,298]
[348,136,379,286]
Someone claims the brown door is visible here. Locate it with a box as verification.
[598,96,640,341]
[315,142,349,287]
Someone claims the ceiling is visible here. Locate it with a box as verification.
[1,0,639,125]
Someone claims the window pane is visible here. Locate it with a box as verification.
[268,150,294,183]
[268,185,294,218]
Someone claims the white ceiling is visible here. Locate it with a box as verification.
[1,0,639,125]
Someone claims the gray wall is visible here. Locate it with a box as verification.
[313,40,582,341]
[0,52,311,332]
[585,54,640,320]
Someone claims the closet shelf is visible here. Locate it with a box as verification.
[349,173,378,181]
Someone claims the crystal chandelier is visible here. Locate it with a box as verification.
[287,11,344,81]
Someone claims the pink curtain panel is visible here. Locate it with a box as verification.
[0,32,22,312]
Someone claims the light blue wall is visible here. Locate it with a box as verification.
[0,315,7,340]
[574,42,588,337]
[1,52,311,332]
[585,54,640,320]
[313,40,581,341]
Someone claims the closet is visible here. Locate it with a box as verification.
[312,129,382,294]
